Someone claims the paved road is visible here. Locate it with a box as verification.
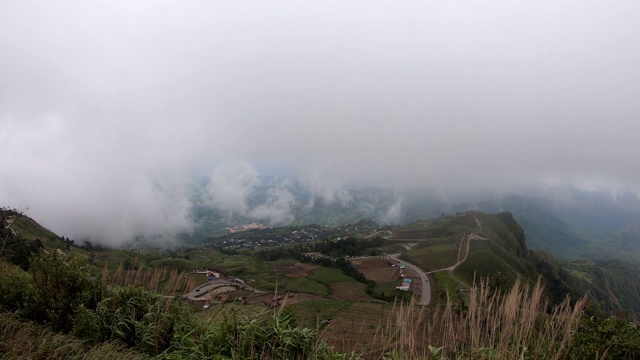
[386,226,486,305]
[389,253,431,306]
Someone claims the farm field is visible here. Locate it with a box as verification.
[320,302,390,354]
[289,299,355,328]
[330,282,373,301]
[311,267,358,284]
[372,280,400,297]
[351,258,399,282]
[285,277,328,294]
[403,237,461,271]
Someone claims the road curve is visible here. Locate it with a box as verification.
[389,254,431,306]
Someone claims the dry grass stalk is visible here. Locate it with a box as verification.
[113,260,124,286]
[366,277,586,359]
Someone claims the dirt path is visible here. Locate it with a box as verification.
[364,230,393,239]
[430,233,487,274]
[426,218,487,287]
[376,217,487,305]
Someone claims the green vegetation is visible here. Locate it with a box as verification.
[0,313,150,360]
[503,194,640,261]
[285,277,329,294]
[404,237,459,271]
[371,281,400,298]
[429,271,464,301]
[563,258,640,316]
[312,267,358,284]
[289,299,354,328]
[3,207,640,358]
[0,252,352,359]
[392,215,477,239]
[256,237,388,261]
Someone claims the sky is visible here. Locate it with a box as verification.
[1,1,639,244]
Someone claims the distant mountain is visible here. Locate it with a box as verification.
[493,189,640,261]
[4,205,640,316]
[185,178,400,243]
[493,195,596,258]
[0,207,84,269]
[387,210,640,315]
[187,179,640,261]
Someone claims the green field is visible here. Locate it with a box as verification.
[431,271,463,297]
[285,277,329,294]
[403,237,459,271]
[372,280,400,297]
[289,299,354,328]
[393,215,477,239]
[311,267,357,284]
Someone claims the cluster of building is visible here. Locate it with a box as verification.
[226,222,271,233]
[218,226,327,250]
[395,263,413,291]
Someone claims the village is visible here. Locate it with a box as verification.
[185,254,420,312]
[216,225,334,250]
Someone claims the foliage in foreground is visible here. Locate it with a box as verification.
[375,279,640,360]
[0,313,149,360]
[0,252,350,359]
[2,252,640,359]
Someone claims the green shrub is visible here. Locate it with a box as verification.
[162,311,341,359]
[0,262,32,312]
[85,286,193,355]
[567,313,640,359]
[24,252,100,332]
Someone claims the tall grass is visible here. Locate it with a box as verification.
[105,260,196,296]
[370,278,587,359]
[1,252,340,359]
[0,313,150,359]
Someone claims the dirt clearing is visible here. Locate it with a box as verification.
[351,258,399,283]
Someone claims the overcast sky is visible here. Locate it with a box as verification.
[1,1,639,244]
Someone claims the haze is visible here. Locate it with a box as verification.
[2,1,639,244]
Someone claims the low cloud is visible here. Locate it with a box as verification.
[204,161,260,217]
[203,161,296,225]
[2,1,640,244]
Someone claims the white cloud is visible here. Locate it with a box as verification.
[2,1,640,243]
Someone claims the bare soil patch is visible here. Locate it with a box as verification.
[351,258,399,283]
[330,282,373,301]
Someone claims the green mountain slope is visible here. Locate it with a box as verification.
[392,211,640,314]
[498,193,640,261]
[3,206,640,316]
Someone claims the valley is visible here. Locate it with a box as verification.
[2,206,640,358]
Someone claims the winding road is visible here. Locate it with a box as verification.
[388,253,431,306]
[384,217,487,306]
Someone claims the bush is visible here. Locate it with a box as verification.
[162,311,340,359]
[567,313,640,359]
[0,262,32,312]
[92,286,191,354]
[24,252,100,332]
